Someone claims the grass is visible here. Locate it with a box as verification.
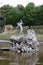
[0,33,19,40]
[0,26,43,42]
[0,33,43,42]
[31,25,43,34]
[36,34,43,42]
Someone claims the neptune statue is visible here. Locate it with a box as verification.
[17,19,23,34]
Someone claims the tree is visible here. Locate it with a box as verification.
[1,4,25,26]
[17,4,24,10]
[0,5,13,25]
[36,5,43,25]
[6,7,21,26]
[0,3,43,27]
[24,2,37,28]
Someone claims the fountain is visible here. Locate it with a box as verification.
[27,29,39,50]
[10,20,39,53]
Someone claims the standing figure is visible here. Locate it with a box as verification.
[17,19,23,34]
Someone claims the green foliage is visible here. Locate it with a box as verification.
[0,3,43,27]
[25,3,36,26]
[37,5,43,25]
[6,7,20,26]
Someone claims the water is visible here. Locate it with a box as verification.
[0,46,43,65]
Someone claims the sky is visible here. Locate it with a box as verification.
[0,0,43,7]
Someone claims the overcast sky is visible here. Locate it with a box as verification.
[0,0,43,7]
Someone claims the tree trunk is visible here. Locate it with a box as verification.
[29,25,30,29]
